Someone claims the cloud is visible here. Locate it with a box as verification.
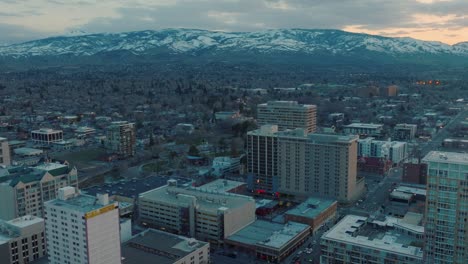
[0,0,467,44]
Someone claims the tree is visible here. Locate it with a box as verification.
[188,145,200,156]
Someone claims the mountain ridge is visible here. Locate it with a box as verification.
[1,28,467,58]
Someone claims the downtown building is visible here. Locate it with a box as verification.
[44,187,121,264]
[30,128,63,146]
[247,125,364,203]
[0,137,11,166]
[0,215,46,264]
[423,151,468,264]
[105,121,136,157]
[257,101,317,133]
[138,180,256,244]
[357,137,408,165]
[0,163,78,220]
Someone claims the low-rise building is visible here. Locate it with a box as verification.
[343,123,384,138]
[0,215,46,264]
[320,215,424,264]
[122,229,210,264]
[402,162,427,185]
[30,128,63,145]
[284,197,337,234]
[12,148,44,166]
[225,220,310,263]
[394,124,418,141]
[442,138,468,150]
[139,181,256,244]
[211,156,243,177]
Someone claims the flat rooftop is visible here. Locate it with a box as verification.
[322,215,423,259]
[46,192,116,214]
[122,229,208,264]
[423,151,468,165]
[226,220,309,250]
[259,101,316,108]
[0,215,44,244]
[193,179,245,194]
[286,197,336,219]
[140,185,254,213]
[344,123,383,129]
[14,147,43,156]
[84,176,191,199]
[395,186,426,196]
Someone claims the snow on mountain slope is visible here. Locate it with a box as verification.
[0,29,466,58]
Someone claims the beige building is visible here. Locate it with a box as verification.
[122,229,210,264]
[257,101,317,133]
[423,151,468,264]
[0,215,46,264]
[105,121,136,157]
[0,163,78,220]
[247,126,364,203]
[139,181,256,244]
[0,137,11,166]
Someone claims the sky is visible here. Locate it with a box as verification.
[0,0,467,45]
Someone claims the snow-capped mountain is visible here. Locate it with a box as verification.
[0,28,467,59]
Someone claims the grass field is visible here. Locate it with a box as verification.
[51,147,107,168]
[142,161,168,172]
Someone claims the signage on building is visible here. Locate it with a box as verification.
[84,204,115,219]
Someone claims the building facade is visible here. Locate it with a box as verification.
[257,101,317,133]
[44,187,121,264]
[403,162,427,185]
[284,197,337,234]
[247,126,364,203]
[30,129,63,145]
[394,123,418,141]
[0,215,46,264]
[139,183,256,244]
[105,121,136,157]
[358,137,408,164]
[423,151,468,264]
[0,163,79,220]
[0,137,11,166]
[246,125,279,193]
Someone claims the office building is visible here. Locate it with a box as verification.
[225,220,310,263]
[44,187,121,264]
[358,137,408,164]
[139,181,256,244]
[246,125,279,193]
[284,197,337,234]
[257,101,317,133]
[0,215,46,264]
[442,138,468,150]
[0,163,78,220]
[320,215,424,264]
[247,126,364,203]
[394,124,418,141]
[30,128,63,145]
[0,137,11,166]
[211,156,243,177]
[423,151,468,264]
[122,229,210,264]
[343,123,384,138]
[105,121,136,157]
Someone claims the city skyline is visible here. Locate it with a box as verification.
[0,0,467,44]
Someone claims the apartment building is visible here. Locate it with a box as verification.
[247,125,364,203]
[44,187,121,264]
[0,163,78,220]
[423,151,468,264]
[0,215,46,264]
[105,121,136,157]
[358,137,408,164]
[246,125,279,193]
[257,101,317,133]
[139,181,256,244]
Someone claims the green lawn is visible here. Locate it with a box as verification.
[51,148,107,168]
[142,161,168,172]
